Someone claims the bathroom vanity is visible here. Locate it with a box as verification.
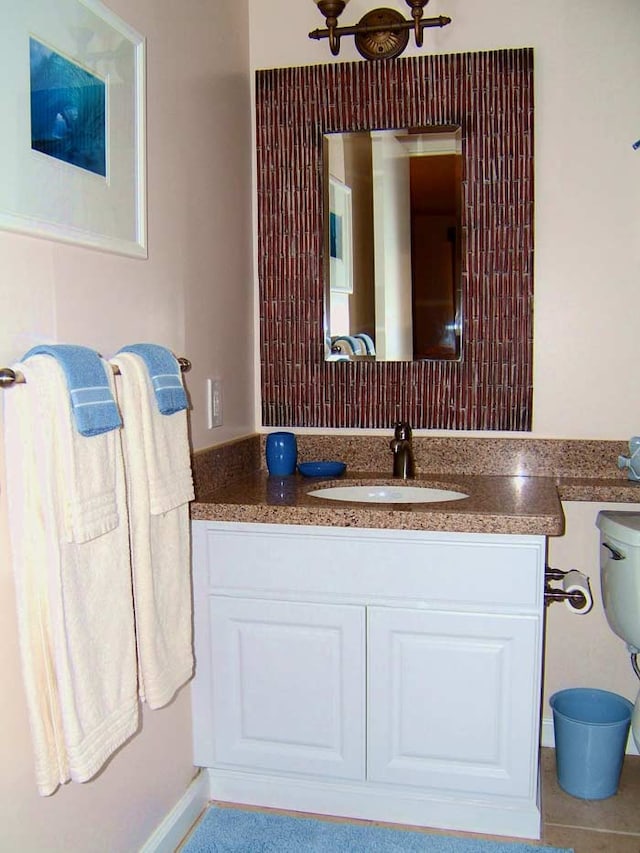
[190,473,559,840]
[189,432,640,840]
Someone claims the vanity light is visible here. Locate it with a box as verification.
[309,0,451,61]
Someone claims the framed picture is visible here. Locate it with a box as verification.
[0,1,146,257]
[329,176,353,294]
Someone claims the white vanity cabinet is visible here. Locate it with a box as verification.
[191,520,547,840]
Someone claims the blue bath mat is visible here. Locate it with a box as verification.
[182,805,573,852]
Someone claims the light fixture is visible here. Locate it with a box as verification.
[309,0,451,61]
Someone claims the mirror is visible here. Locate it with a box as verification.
[256,49,534,431]
[324,126,463,363]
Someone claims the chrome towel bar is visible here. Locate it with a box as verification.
[0,356,191,388]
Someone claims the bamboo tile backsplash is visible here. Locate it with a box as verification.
[256,49,534,430]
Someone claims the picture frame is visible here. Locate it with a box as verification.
[0,0,146,257]
[329,177,353,294]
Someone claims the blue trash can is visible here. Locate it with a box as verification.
[550,688,633,800]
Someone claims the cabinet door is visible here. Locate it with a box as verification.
[209,596,366,780]
[367,606,540,798]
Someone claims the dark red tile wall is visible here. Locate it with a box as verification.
[256,49,534,430]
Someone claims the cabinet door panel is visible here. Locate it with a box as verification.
[367,607,540,797]
[209,596,365,780]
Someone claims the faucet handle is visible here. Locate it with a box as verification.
[393,421,412,441]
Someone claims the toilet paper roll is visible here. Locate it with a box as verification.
[562,570,593,614]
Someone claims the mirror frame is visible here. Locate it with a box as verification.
[256,49,534,430]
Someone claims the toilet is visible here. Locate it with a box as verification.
[597,510,640,751]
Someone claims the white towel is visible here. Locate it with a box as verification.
[112,353,194,709]
[3,356,139,795]
[51,358,120,543]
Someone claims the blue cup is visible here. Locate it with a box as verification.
[265,431,297,476]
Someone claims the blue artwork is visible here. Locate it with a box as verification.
[29,37,106,177]
[329,210,342,260]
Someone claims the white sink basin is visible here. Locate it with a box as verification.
[307,484,469,504]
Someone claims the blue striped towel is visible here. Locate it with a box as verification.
[23,345,122,437]
[117,344,188,415]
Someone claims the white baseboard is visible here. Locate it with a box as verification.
[540,715,639,755]
[140,723,638,853]
[139,770,211,853]
[205,766,541,840]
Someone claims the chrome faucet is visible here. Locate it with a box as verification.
[390,421,415,479]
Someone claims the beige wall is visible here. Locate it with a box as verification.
[248,0,640,734]
[0,0,252,849]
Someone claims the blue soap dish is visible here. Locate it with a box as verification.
[298,461,346,478]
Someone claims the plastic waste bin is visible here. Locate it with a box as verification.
[550,688,633,799]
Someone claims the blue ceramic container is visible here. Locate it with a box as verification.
[265,431,298,476]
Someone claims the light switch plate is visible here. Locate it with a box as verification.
[207,378,223,429]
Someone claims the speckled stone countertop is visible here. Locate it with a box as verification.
[191,435,640,537]
[192,470,565,535]
[190,435,640,537]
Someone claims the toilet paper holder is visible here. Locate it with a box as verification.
[544,566,592,612]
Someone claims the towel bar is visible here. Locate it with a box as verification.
[0,356,191,388]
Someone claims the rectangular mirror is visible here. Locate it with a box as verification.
[325,126,463,363]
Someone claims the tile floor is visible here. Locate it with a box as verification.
[191,749,640,852]
[539,748,640,852]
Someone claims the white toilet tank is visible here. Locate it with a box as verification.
[597,510,640,653]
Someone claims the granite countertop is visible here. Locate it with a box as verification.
[190,436,640,537]
[191,471,566,536]
[556,477,640,503]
